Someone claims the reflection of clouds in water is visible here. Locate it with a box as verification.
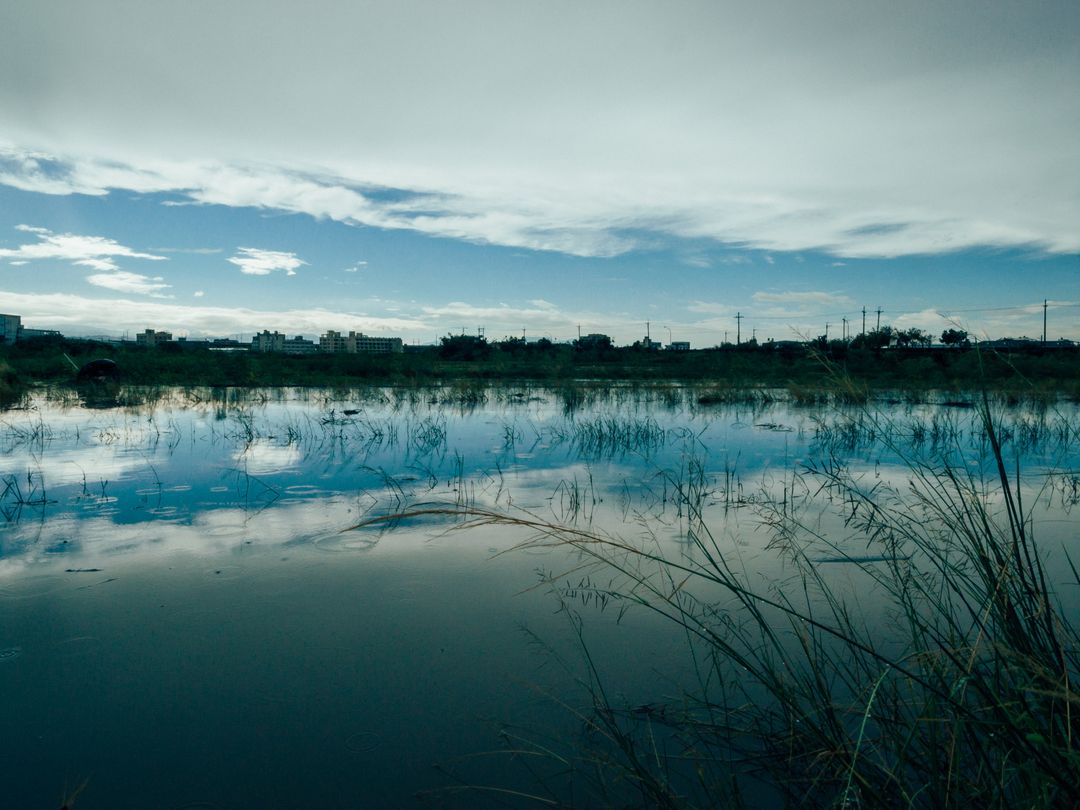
[0,444,152,487]
[0,497,361,576]
[232,440,302,475]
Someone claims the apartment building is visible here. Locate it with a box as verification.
[319,331,403,354]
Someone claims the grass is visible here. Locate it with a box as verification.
[357,394,1080,808]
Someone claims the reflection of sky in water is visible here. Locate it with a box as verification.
[0,387,1076,806]
[0,387,1075,571]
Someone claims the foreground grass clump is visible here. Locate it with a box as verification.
[367,397,1080,808]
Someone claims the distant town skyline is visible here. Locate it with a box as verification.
[0,1,1076,345]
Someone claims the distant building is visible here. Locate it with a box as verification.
[667,341,691,351]
[251,330,286,352]
[319,330,348,353]
[18,328,62,340]
[136,328,173,347]
[207,338,248,351]
[319,330,403,354]
[283,336,318,354]
[0,314,21,343]
[640,335,662,351]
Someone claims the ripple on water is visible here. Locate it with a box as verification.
[204,565,245,581]
[0,646,23,663]
[0,575,68,600]
[284,484,323,496]
[311,531,380,553]
[344,731,380,754]
[200,525,247,539]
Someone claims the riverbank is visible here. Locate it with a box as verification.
[1,338,1077,398]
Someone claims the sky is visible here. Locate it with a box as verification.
[0,0,1076,346]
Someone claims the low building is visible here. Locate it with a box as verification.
[283,336,318,354]
[667,341,691,351]
[136,328,173,347]
[319,330,403,354]
[18,328,63,340]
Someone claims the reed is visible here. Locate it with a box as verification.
[357,393,1080,808]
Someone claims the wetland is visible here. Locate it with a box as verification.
[0,383,1078,808]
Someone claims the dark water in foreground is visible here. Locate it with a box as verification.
[0,386,1075,807]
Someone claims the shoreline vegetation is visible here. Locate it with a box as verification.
[0,336,1077,403]
[355,394,1080,807]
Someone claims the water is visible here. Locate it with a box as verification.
[0,386,1076,807]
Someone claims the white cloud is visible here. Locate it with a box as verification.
[85,270,171,297]
[0,225,166,270]
[193,290,205,297]
[227,247,306,276]
[0,2,1074,259]
[0,290,428,338]
[752,291,854,308]
[344,260,367,273]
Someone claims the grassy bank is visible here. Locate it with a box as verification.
[1,337,1078,396]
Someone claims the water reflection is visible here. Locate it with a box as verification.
[0,385,1075,806]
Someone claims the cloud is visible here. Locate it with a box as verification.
[344,260,367,273]
[0,1,1075,260]
[193,290,205,297]
[85,270,171,297]
[752,291,854,308]
[227,247,306,276]
[0,225,166,272]
[0,290,428,338]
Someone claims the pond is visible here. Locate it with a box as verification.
[0,385,1077,808]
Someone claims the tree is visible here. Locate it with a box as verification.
[941,328,970,347]
[895,328,931,348]
[850,327,893,350]
[438,334,492,361]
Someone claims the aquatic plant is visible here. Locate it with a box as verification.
[361,394,1080,808]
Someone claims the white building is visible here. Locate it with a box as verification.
[319,331,403,354]
[251,330,286,352]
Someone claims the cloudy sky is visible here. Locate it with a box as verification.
[0,0,1076,345]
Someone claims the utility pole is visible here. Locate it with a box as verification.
[752,328,757,343]
[842,318,848,342]
[577,324,581,340]
[824,323,829,342]
[665,325,672,344]
[724,330,728,345]
[861,307,866,337]
[1043,299,1048,344]
[646,321,651,341]
[875,308,883,332]
[735,312,743,345]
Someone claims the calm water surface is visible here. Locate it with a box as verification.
[0,386,1075,807]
